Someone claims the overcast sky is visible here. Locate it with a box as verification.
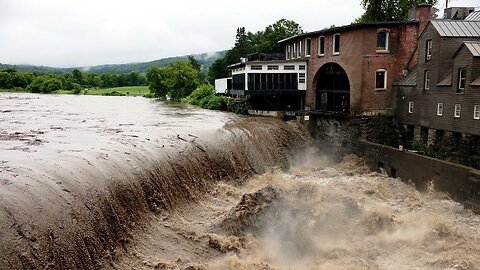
[0,0,478,68]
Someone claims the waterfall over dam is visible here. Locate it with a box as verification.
[1,93,480,269]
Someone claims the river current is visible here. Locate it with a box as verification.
[1,93,479,269]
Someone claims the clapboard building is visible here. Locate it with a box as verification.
[395,19,480,148]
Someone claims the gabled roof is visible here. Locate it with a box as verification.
[437,71,452,86]
[472,76,480,86]
[464,41,480,56]
[465,10,480,21]
[452,41,480,58]
[394,68,417,86]
[430,20,480,37]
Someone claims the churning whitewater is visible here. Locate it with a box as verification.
[1,93,480,269]
[110,154,480,270]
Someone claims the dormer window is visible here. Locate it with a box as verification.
[426,39,432,61]
[376,30,389,52]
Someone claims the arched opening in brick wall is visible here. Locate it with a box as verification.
[315,63,350,113]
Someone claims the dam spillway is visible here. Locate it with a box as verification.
[1,93,480,269]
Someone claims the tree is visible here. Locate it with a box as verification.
[72,69,83,84]
[146,66,166,98]
[357,0,437,22]
[255,19,302,53]
[207,19,302,82]
[160,61,200,101]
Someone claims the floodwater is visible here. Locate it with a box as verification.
[1,93,480,270]
[111,154,480,270]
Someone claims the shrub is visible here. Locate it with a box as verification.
[187,84,215,105]
[204,95,227,110]
[103,91,125,96]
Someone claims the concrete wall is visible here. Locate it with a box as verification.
[358,139,480,203]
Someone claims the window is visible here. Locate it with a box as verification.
[305,38,311,57]
[299,73,306,83]
[454,104,461,118]
[424,70,430,90]
[437,103,443,116]
[333,34,340,55]
[426,39,432,61]
[457,68,466,93]
[474,105,480,120]
[375,69,387,89]
[286,44,291,60]
[292,42,296,59]
[298,40,302,58]
[267,65,279,70]
[284,65,295,70]
[318,36,325,56]
[376,31,389,51]
[299,65,305,70]
[408,101,414,114]
[251,65,262,70]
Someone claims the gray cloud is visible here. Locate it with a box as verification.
[0,0,477,67]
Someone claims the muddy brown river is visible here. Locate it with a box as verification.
[1,93,480,269]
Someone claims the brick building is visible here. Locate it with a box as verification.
[277,5,432,115]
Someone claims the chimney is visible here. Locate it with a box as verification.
[415,4,432,36]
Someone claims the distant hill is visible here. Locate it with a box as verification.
[0,51,227,74]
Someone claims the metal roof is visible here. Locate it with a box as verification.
[437,71,452,86]
[472,76,480,86]
[395,69,417,86]
[465,10,480,21]
[464,41,480,56]
[430,20,480,37]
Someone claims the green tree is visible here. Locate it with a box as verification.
[146,66,167,98]
[357,0,437,22]
[160,61,200,100]
[255,19,302,53]
[72,69,83,84]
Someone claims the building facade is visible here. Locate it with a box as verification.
[278,5,432,115]
[394,20,480,156]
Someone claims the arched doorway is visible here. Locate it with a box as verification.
[315,63,350,113]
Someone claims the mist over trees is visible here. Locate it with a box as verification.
[208,19,302,83]
[356,0,438,22]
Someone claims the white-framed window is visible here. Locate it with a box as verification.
[375,69,387,89]
[376,30,389,52]
[292,42,296,59]
[298,40,302,58]
[454,104,461,118]
[437,103,443,116]
[251,65,262,70]
[474,105,480,120]
[333,33,340,55]
[426,39,432,61]
[267,65,279,70]
[457,68,466,93]
[408,101,414,114]
[284,65,295,70]
[286,44,291,60]
[318,36,325,56]
[299,65,305,70]
[305,38,311,57]
[424,70,430,90]
[299,73,306,83]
